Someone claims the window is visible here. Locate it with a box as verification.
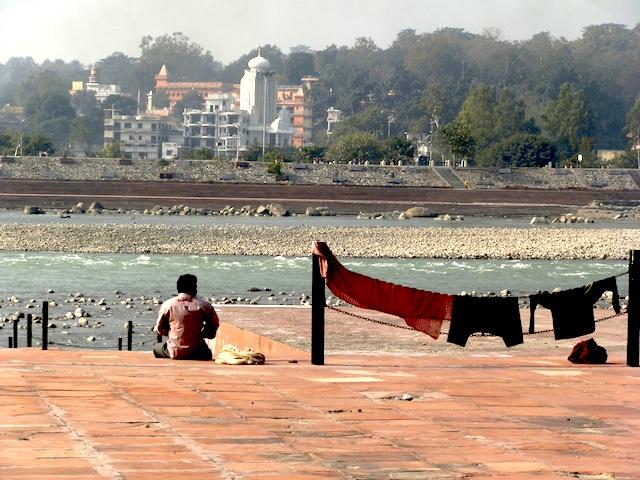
[138,123,143,129]
[124,123,131,129]
[138,135,142,140]
[151,135,157,141]
[114,122,121,129]
[151,123,157,130]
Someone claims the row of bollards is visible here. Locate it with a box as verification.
[5,303,151,352]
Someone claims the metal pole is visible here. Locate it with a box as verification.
[627,250,639,367]
[311,253,325,365]
[117,337,122,351]
[12,319,18,348]
[236,124,240,161]
[27,314,32,347]
[42,301,48,350]
[262,73,267,157]
[19,119,23,157]
[8,337,12,348]
[127,320,133,351]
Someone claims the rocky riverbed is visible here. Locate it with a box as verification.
[0,223,637,259]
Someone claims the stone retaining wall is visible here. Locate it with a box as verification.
[0,156,637,190]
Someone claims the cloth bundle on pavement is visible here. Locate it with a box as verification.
[568,338,608,364]
[215,344,266,365]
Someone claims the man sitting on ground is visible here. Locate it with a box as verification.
[153,274,219,360]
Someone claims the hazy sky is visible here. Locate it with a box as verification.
[1,0,639,66]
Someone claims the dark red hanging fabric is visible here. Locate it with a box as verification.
[312,241,453,339]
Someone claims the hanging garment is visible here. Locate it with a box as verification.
[312,241,453,339]
[529,276,620,340]
[447,295,523,347]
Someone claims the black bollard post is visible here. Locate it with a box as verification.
[12,319,18,348]
[127,321,133,351]
[117,337,122,351]
[627,250,639,367]
[42,301,48,350]
[27,314,32,348]
[8,337,12,348]
[311,253,325,365]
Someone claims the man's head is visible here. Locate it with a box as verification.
[177,274,198,296]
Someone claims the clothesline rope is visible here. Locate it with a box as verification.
[326,305,625,337]
[511,269,628,300]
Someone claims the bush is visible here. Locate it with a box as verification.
[479,134,557,167]
[266,159,283,176]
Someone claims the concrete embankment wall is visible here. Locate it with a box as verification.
[1,156,638,190]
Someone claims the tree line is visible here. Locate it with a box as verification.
[0,26,639,167]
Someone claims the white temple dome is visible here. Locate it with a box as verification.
[248,54,271,72]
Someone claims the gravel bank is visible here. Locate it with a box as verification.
[0,224,637,259]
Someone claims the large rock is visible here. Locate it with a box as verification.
[267,203,290,217]
[23,206,45,215]
[88,201,104,213]
[403,207,435,218]
[305,206,334,216]
[70,202,85,214]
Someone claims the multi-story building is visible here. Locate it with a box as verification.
[103,110,182,160]
[277,77,318,146]
[154,65,237,111]
[154,55,315,146]
[182,52,294,156]
[183,94,248,158]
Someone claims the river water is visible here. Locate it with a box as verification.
[0,251,628,300]
[0,211,633,299]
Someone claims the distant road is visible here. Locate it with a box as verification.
[0,179,638,215]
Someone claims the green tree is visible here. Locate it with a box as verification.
[103,95,138,116]
[494,89,526,139]
[137,32,222,91]
[331,106,389,138]
[96,52,140,95]
[456,83,497,149]
[479,134,556,167]
[22,133,55,155]
[285,52,316,84]
[98,140,122,158]
[326,131,384,163]
[0,133,13,155]
[542,83,592,160]
[625,97,640,150]
[440,121,476,162]
[71,115,103,155]
[299,145,326,162]
[184,147,214,160]
[24,91,76,148]
[384,136,415,160]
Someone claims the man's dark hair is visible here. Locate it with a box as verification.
[177,274,198,295]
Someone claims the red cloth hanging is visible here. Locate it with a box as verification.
[312,241,453,339]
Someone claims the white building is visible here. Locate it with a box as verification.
[104,110,182,160]
[71,65,122,103]
[183,50,294,157]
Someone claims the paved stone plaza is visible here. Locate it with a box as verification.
[1,307,639,479]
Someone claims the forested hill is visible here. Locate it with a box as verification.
[1,25,639,163]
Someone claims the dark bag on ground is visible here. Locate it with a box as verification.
[568,338,607,364]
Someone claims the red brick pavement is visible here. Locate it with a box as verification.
[1,308,639,479]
